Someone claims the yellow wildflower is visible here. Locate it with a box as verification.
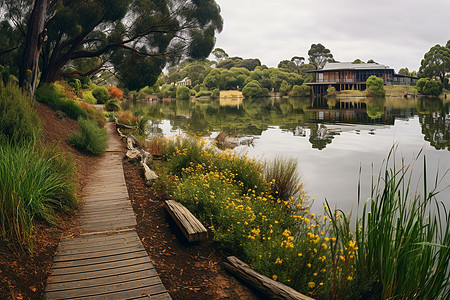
[308,282,315,288]
[272,275,278,281]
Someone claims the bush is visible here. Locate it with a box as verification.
[67,117,108,155]
[326,85,337,96]
[176,86,190,99]
[211,88,220,99]
[104,98,122,111]
[289,84,311,96]
[68,78,81,93]
[416,77,443,96]
[242,80,269,98]
[35,83,87,119]
[82,90,97,104]
[0,81,41,144]
[92,86,110,104]
[0,141,77,251]
[195,90,212,98]
[366,75,385,97]
[107,86,123,99]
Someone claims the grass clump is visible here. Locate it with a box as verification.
[68,117,108,155]
[0,81,41,144]
[264,157,301,201]
[0,141,78,252]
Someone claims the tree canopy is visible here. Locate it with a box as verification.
[308,43,334,70]
[419,43,450,83]
[0,0,223,90]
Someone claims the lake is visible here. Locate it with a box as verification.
[124,96,449,216]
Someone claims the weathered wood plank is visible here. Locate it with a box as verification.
[224,256,314,300]
[56,240,141,255]
[51,249,148,268]
[49,257,151,276]
[53,243,145,262]
[58,231,138,247]
[47,261,154,284]
[46,268,159,291]
[164,200,208,242]
[44,276,165,299]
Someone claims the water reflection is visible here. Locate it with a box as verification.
[124,96,449,152]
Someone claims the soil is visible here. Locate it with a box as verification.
[0,103,263,299]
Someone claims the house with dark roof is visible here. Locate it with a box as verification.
[306,62,418,96]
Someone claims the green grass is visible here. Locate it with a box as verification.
[0,141,78,252]
[68,117,108,155]
[0,81,41,144]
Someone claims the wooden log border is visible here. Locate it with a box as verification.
[115,122,157,185]
[223,256,315,300]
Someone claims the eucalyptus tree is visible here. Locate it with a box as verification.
[419,44,450,83]
[308,43,334,70]
[0,0,223,92]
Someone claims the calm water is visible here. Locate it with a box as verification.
[124,96,450,216]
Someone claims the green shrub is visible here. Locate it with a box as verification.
[211,88,220,99]
[0,81,41,144]
[92,86,110,104]
[195,90,212,97]
[242,80,269,98]
[82,90,97,104]
[68,78,81,93]
[416,77,443,96]
[35,83,87,119]
[80,76,92,89]
[67,117,108,155]
[104,98,122,111]
[176,86,190,99]
[326,85,337,96]
[289,84,311,96]
[0,141,77,251]
[366,75,385,97]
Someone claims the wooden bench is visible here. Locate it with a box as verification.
[164,200,208,242]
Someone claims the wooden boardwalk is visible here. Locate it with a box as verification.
[44,124,171,300]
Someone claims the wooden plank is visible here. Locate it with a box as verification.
[53,243,145,262]
[56,240,141,255]
[44,276,165,299]
[46,268,159,291]
[51,248,148,268]
[47,261,154,284]
[49,257,151,276]
[164,200,208,242]
[81,219,136,230]
[223,256,315,300]
[58,231,138,247]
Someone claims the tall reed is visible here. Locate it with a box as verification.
[0,141,78,251]
[352,149,449,299]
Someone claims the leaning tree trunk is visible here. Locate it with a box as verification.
[19,0,48,95]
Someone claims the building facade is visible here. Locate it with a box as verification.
[306,62,418,96]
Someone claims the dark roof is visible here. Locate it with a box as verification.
[308,62,393,73]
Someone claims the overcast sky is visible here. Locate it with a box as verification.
[212,0,450,72]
